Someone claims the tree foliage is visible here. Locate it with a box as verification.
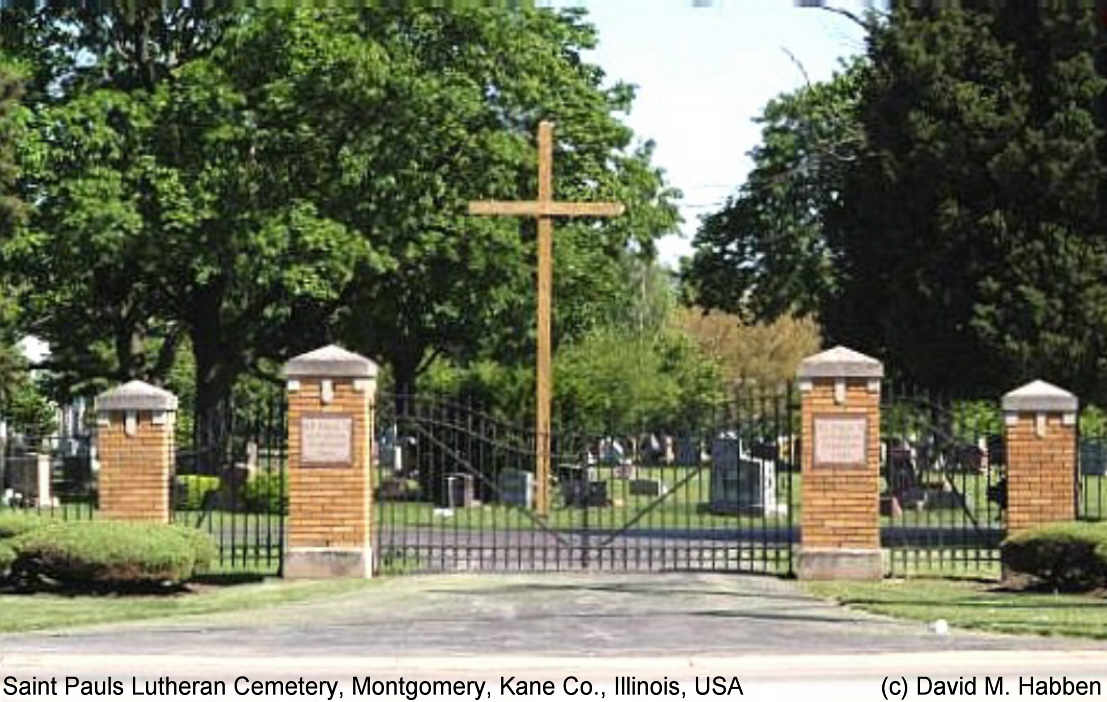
[684,58,863,323]
[336,7,680,395]
[4,6,679,421]
[669,307,820,390]
[686,5,1107,400]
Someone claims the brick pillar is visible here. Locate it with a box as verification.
[94,381,177,523]
[284,344,378,579]
[1001,380,1078,532]
[796,346,884,580]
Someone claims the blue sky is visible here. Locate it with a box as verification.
[551,1,869,265]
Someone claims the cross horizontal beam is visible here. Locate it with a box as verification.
[468,200,626,218]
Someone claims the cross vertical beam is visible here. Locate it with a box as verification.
[469,120,625,517]
[535,122,553,518]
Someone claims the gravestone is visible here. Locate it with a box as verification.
[639,434,663,465]
[1081,439,1107,476]
[599,438,625,466]
[612,464,636,480]
[5,453,51,508]
[708,437,781,516]
[378,425,405,471]
[675,437,703,466]
[442,472,475,508]
[498,469,534,508]
[378,427,395,469]
[629,478,665,497]
[564,479,608,507]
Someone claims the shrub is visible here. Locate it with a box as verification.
[241,471,288,515]
[174,475,220,511]
[9,522,217,586]
[1001,521,1107,590]
[171,525,218,570]
[0,541,14,576]
[376,476,422,501]
[0,511,52,539]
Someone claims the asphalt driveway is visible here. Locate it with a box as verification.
[2,572,1102,657]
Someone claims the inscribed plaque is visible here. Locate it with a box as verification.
[301,414,353,467]
[812,414,867,468]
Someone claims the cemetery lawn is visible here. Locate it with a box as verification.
[0,578,375,633]
[807,579,1107,640]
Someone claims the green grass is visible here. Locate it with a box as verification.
[376,465,801,530]
[0,577,377,633]
[885,549,1001,579]
[807,578,1107,640]
[375,467,1003,530]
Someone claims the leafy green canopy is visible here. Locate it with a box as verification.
[686,5,1107,401]
[5,6,679,418]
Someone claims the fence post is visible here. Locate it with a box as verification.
[283,344,378,579]
[796,346,884,580]
[1001,380,1078,532]
[94,381,178,523]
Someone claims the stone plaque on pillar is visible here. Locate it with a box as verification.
[301,414,354,467]
[284,344,378,579]
[812,414,867,468]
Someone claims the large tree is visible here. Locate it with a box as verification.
[0,59,28,407]
[684,58,863,323]
[687,5,1107,400]
[337,7,680,397]
[7,6,679,423]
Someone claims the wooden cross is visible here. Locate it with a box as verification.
[469,120,625,516]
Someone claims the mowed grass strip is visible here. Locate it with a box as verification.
[0,578,376,634]
[806,579,1107,640]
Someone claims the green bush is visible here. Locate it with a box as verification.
[241,471,288,515]
[1001,521,1107,590]
[9,522,217,585]
[0,541,14,575]
[174,475,221,511]
[0,511,52,539]
[376,476,422,501]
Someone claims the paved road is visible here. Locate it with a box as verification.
[2,572,1102,658]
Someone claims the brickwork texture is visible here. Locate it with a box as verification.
[1005,412,1076,531]
[801,379,880,549]
[287,378,372,550]
[97,411,173,523]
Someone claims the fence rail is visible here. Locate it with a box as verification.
[374,389,798,575]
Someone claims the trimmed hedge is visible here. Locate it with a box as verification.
[1001,521,1107,590]
[175,475,221,511]
[241,471,288,515]
[9,522,217,586]
[0,511,52,539]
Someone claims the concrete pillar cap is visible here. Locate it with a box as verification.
[796,345,883,380]
[283,344,378,379]
[1001,379,1077,413]
[95,380,178,412]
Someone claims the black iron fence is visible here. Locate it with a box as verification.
[880,384,1005,576]
[171,394,287,575]
[1,433,95,520]
[373,388,798,575]
[1078,431,1107,522]
[0,395,287,577]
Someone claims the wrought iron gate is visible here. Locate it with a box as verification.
[880,385,1005,575]
[373,389,798,575]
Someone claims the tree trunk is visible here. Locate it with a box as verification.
[391,350,421,419]
[190,332,237,476]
